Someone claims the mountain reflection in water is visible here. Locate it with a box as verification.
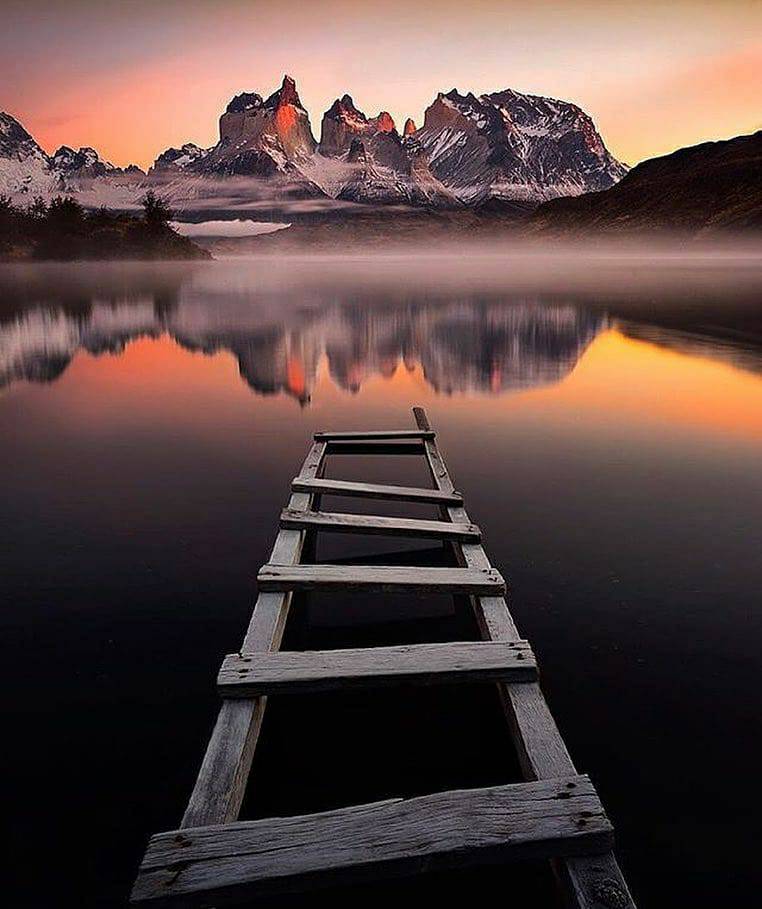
[0,297,605,401]
[2,259,760,402]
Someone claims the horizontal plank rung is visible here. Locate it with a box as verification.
[291,477,463,505]
[257,564,506,595]
[132,775,612,906]
[218,640,536,696]
[280,509,481,542]
[315,430,435,440]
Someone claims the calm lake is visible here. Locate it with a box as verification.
[2,255,761,908]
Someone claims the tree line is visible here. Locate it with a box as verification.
[0,192,208,260]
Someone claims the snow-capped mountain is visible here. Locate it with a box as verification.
[51,145,116,178]
[318,95,399,163]
[160,75,325,200]
[149,143,210,174]
[0,110,145,201]
[416,88,627,204]
[1,77,627,210]
[312,94,455,206]
[0,112,60,197]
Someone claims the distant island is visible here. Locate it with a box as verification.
[0,192,209,261]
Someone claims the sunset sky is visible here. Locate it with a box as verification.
[2,0,760,170]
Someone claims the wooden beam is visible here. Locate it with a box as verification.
[180,442,327,828]
[280,508,481,542]
[132,776,612,906]
[257,563,506,595]
[412,406,636,909]
[315,429,435,440]
[291,477,463,505]
[218,640,536,696]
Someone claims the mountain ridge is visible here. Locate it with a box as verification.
[530,130,762,235]
[1,75,626,210]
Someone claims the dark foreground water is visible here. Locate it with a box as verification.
[2,256,761,908]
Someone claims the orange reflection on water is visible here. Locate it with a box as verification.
[553,329,762,442]
[31,325,762,448]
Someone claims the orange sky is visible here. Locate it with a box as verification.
[2,0,760,169]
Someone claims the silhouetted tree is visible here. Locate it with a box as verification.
[28,196,48,220]
[141,191,174,231]
[33,196,85,259]
[0,195,16,252]
[46,196,85,232]
[0,191,206,261]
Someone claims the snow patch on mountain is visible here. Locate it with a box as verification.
[415,87,627,204]
[2,79,627,211]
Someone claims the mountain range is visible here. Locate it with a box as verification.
[0,75,627,210]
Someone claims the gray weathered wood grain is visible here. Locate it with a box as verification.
[257,563,505,595]
[280,508,481,541]
[218,640,536,696]
[180,442,327,828]
[134,409,635,909]
[413,406,635,909]
[132,775,612,906]
[291,477,463,505]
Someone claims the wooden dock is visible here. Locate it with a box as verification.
[131,407,635,908]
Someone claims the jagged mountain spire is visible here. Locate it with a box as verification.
[1,79,627,209]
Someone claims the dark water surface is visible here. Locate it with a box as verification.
[2,257,761,907]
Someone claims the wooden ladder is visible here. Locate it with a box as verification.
[131,407,635,908]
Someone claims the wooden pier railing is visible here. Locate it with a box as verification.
[131,406,635,908]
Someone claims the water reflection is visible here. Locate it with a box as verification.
[2,258,762,909]
[3,260,760,403]
[0,283,606,402]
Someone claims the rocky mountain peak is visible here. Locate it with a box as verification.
[51,145,113,175]
[346,138,367,164]
[199,76,317,179]
[324,95,367,123]
[151,143,209,172]
[372,111,396,133]
[264,74,303,111]
[226,93,264,114]
[1,80,628,211]
[0,111,48,162]
[319,99,399,158]
[417,85,627,204]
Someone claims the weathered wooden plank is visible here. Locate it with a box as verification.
[180,442,327,828]
[315,430,435,440]
[291,477,463,505]
[280,508,481,542]
[132,775,612,906]
[218,640,536,696]
[413,406,636,909]
[257,563,505,595]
